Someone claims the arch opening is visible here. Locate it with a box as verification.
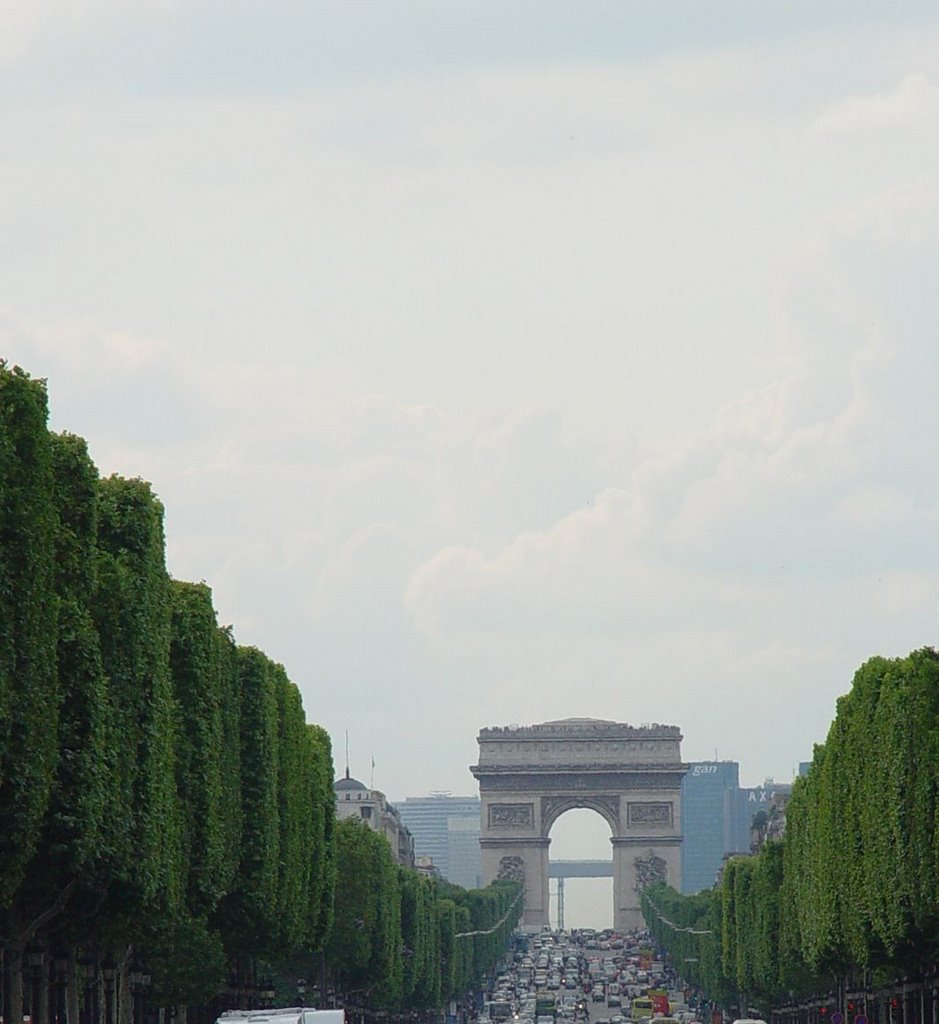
[548,808,613,931]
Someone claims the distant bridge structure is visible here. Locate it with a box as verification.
[549,859,613,878]
[548,861,614,930]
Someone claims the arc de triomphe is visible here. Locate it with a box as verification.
[471,718,686,932]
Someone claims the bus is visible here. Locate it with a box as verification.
[630,998,654,1020]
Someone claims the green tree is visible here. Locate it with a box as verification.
[0,364,59,906]
[93,475,184,920]
[436,897,458,1005]
[326,818,384,995]
[273,666,315,954]
[408,873,442,1009]
[14,434,109,923]
[169,580,239,916]
[143,915,228,1008]
[217,646,281,960]
[307,724,336,951]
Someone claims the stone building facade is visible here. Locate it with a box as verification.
[334,770,415,868]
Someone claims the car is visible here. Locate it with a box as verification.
[592,990,606,1004]
[608,995,622,1008]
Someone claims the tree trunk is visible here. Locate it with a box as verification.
[10,948,25,1024]
[116,959,133,1024]
[38,955,51,1024]
[66,953,80,1024]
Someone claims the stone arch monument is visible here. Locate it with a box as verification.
[471,718,686,931]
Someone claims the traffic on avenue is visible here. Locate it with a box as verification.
[476,929,761,1024]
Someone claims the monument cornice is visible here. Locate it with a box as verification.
[479,837,551,848]
[477,719,682,741]
[474,772,684,794]
[611,835,684,846]
[470,763,687,775]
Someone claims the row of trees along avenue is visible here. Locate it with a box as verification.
[0,363,521,1024]
[641,647,939,1022]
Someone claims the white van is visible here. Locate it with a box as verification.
[218,1010,344,1024]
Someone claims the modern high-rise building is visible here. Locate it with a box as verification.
[736,779,793,851]
[397,793,481,885]
[447,816,482,890]
[681,761,743,894]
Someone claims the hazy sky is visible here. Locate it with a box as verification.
[4,2,939,891]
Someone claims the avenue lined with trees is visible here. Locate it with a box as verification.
[11,355,939,1024]
[0,363,520,1024]
[641,648,939,1023]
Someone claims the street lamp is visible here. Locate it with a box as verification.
[128,969,151,1024]
[51,953,70,1024]
[78,954,97,1024]
[258,980,276,1008]
[25,949,45,1024]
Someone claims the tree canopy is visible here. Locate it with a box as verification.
[0,361,518,1024]
[644,647,939,1014]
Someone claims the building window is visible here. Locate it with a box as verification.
[361,806,372,820]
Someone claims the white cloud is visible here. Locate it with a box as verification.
[3,14,939,802]
[814,73,939,134]
[0,307,162,373]
[0,0,178,68]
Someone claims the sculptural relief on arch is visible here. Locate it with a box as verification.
[471,718,686,931]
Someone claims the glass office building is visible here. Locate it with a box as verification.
[681,761,743,894]
[397,793,481,884]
